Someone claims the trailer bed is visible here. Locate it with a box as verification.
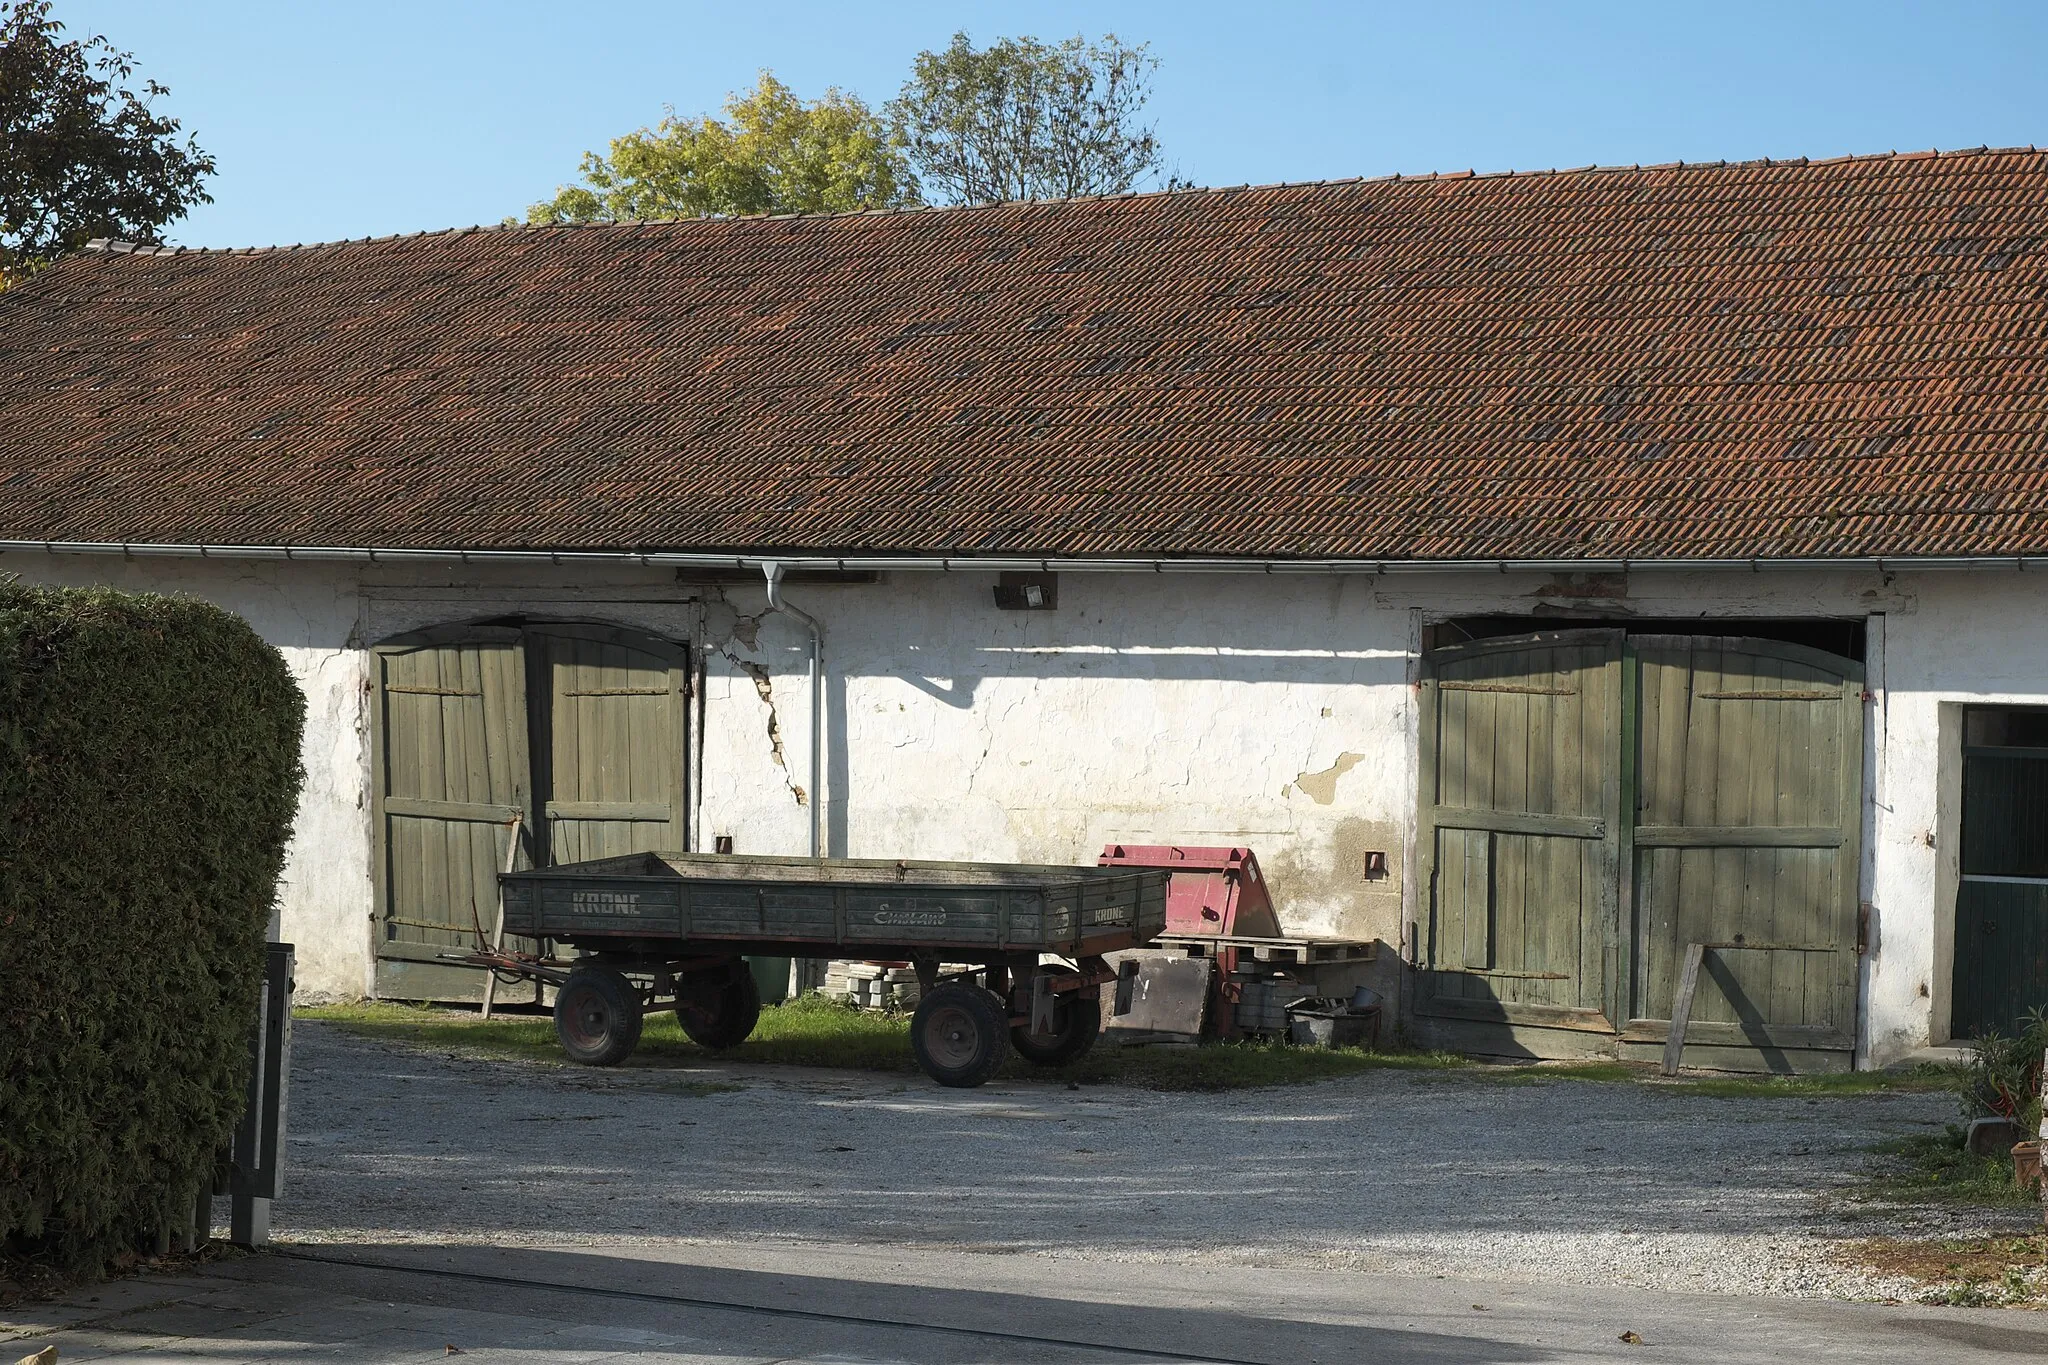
[500,850,1169,959]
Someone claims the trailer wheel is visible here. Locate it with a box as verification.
[554,966,644,1066]
[911,982,1010,1088]
[1011,966,1102,1066]
[676,967,762,1050]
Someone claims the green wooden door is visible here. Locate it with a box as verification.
[372,627,532,998]
[1952,745,2048,1039]
[1415,631,1626,1056]
[1628,638,1864,1071]
[371,621,690,1001]
[532,624,690,865]
[1416,630,1864,1070]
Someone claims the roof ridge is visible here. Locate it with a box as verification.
[78,143,2048,258]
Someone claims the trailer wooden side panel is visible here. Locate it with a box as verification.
[500,851,1168,958]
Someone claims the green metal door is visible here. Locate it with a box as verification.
[1628,637,1864,1072]
[1952,737,2048,1039]
[371,627,532,999]
[532,624,690,865]
[1414,630,1626,1057]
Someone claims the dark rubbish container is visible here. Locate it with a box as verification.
[1286,991,1382,1048]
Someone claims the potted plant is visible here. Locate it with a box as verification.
[1958,1007,2048,1194]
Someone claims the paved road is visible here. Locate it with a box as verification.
[8,1239,2048,1365]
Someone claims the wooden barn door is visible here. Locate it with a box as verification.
[1626,638,1864,1071]
[1417,629,1864,1071]
[371,627,532,1000]
[371,621,689,1000]
[1414,630,1626,1056]
[531,624,690,864]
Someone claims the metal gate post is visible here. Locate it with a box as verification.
[230,942,294,1248]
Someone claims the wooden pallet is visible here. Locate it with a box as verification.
[1154,933,1377,966]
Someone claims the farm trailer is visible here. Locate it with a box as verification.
[459,851,1170,1087]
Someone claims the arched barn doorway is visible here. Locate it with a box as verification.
[368,620,689,1000]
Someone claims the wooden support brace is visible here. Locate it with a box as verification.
[480,814,524,1020]
[1664,940,1836,1076]
[1663,942,1708,1077]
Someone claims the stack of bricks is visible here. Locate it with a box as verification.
[821,962,925,1012]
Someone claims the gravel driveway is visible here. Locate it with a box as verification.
[280,1021,2020,1301]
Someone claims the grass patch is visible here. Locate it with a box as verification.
[303,997,1460,1091]
[1043,1037,1467,1091]
[301,998,1961,1098]
[1480,1061,1642,1086]
[1848,1234,2048,1306]
[1676,1067,1956,1099]
[1447,1058,1955,1096]
[305,995,912,1071]
[1865,1127,2039,1207]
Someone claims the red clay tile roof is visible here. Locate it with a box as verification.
[4,148,2048,561]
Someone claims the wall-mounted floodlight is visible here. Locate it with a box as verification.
[994,571,1059,610]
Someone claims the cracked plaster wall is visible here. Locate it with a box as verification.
[3,553,2035,1063]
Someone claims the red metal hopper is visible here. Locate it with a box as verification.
[1096,844,1282,937]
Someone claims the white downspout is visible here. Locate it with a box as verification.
[761,562,824,860]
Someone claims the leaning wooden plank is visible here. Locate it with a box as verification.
[479,814,525,1020]
[1663,941,1708,1076]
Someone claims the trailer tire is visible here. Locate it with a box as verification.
[676,968,762,1050]
[1010,966,1102,1066]
[912,982,1010,1088]
[554,966,644,1066]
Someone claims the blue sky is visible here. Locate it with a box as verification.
[64,1,2048,248]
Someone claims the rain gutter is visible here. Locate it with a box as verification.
[3,541,2047,574]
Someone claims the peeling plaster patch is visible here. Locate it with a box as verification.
[1293,752,1365,805]
[701,590,764,651]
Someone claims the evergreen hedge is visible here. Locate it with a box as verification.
[0,583,305,1269]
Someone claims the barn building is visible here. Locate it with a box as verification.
[4,147,2047,1071]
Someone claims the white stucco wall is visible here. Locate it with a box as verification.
[7,550,2040,1063]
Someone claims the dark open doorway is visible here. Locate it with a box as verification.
[1952,705,2048,1038]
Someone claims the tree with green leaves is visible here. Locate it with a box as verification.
[888,32,1165,205]
[0,0,213,282]
[528,72,916,223]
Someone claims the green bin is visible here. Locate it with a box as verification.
[747,956,791,1005]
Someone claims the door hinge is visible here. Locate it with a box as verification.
[1856,901,1874,956]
